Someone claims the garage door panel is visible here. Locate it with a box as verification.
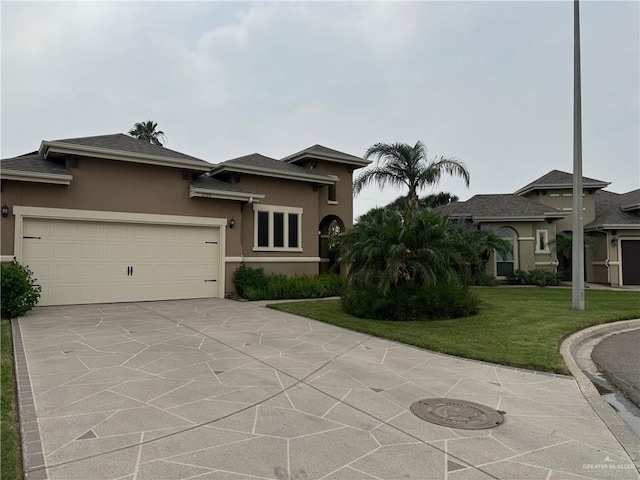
[53,221,78,238]
[23,240,51,259]
[78,264,104,280]
[106,224,129,239]
[621,240,640,285]
[21,218,222,306]
[52,265,76,281]
[80,222,105,238]
[53,242,79,259]
[80,243,106,258]
[24,218,51,236]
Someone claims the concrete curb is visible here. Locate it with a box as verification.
[560,319,640,469]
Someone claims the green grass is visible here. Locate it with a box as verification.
[1,319,22,480]
[269,288,640,374]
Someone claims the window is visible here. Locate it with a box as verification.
[253,204,303,251]
[328,184,337,203]
[496,228,517,277]
[536,230,549,253]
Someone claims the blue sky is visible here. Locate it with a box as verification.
[2,1,638,219]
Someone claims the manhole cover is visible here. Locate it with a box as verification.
[410,398,505,430]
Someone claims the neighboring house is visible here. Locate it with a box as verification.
[436,170,640,286]
[0,134,369,306]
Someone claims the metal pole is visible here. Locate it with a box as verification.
[572,0,585,310]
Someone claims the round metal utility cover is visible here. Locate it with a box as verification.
[410,398,505,430]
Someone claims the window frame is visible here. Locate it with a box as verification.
[535,229,550,254]
[253,204,303,252]
[495,227,518,278]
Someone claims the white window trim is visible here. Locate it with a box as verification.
[253,204,303,252]
[535,229,550,253]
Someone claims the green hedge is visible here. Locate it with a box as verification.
[1,261,41,319]
[506,269,561,287]
[232,265,344,301]
[341,281,480,321]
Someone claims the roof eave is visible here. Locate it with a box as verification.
[0,169,73,185]
[282,151,370,168]
[40,141,212,172]
[515,181,611,196]
[210,163,335,185]
[585,223,640,231]
[189,186,265,202]
[444,213,566,222]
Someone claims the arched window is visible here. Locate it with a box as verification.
[496,228,517,277]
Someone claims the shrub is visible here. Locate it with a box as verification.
[1,261,41,319]
[505,269,561,287]
[232,265,268,298]
[233,265,344,300]
[342,281,480,321]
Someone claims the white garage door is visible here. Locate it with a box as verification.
[22,218,221,306]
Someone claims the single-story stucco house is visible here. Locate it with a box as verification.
[436,170,640,287]
[0,134,369,306]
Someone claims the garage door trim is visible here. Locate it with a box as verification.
[13,206,227,298]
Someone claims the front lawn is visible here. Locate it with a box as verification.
[269,288,640,374]
[1,319,22,480]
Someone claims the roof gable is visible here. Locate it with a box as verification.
[515,169,610,195]
[281,144,370,168]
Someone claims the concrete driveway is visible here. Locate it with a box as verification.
[14,299,639,480]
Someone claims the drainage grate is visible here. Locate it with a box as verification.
[410,398,505,430]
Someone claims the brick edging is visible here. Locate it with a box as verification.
[12,318,48,480]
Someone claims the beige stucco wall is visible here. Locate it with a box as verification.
[485,221,558,277]
[522,188,597,232]
[1,156,242,258]
[2,153,362,297]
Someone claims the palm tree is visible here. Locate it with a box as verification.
[354,141,470,213]
[128,120,167,146]
[339,208,461,294]
[387,191,459,211]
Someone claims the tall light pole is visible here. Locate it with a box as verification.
[572,0,585,310]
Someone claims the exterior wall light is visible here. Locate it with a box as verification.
[1,203,8,218]
[229,218,235,228]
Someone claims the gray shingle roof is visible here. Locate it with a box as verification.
[190,174,258,194]
[282,144,369,166]
[48,133,211,167]
[586,189,640,229]
[515,169,609,195]
[0,152,71,176]
[435,194,564,220]
[212,153,335,183]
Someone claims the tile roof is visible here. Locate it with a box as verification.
[0,152,71,176]
[586,189,640,229]
[45,133,212,167]
[435,194,564,220]
[515,169,609,194]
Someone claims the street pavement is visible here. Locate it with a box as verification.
[592,329,640,408]
[13,299,640,480]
